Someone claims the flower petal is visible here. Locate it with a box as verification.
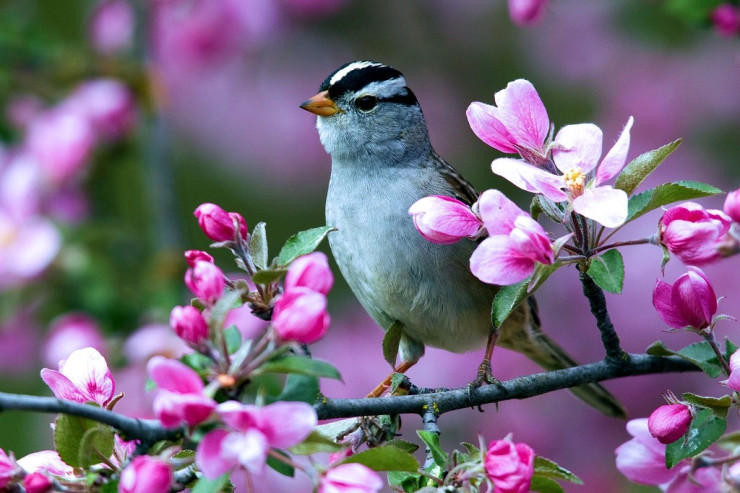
[596,116,633,185]
[409,195,481,244]
[494,79,549,152]
[572,186,628,228]
[466,102,518,153]
[55,347,114,406]
[196,429,235,479]
[40,369,87,403]
[491,158,568,202]
[552,123,603,174]
[652,279,686,329]
[147,356,204,394]
[259,401,317,449]
[470,236,537,285]
[476,190,526,235]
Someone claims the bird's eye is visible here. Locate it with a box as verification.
[355,95,378,112]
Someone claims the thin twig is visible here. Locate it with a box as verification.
[578,268,625,363]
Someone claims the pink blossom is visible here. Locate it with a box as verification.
[272,287,330,343]
[659,202,731,265]
[0,447,18,488]
[23,472,52,493]
[0,210,61,290]
[147,356,216,428]
[194,203,248,242]
[319,463,384,493]
[67,79,136,141]
[724,188,740,223]
[170,305,209,345]
[119,456,173,493]
[615,418,677,485]
[508,0,548,26]
[652,267,718,330]
[284,252,334,295]
[42,313,106,368]
[89,0,135,55]
[469,190,554,285]
[725,349,740,392]
[122,323,189,364]
[484,439,535,493]
[185,260,226,305]
[184,249,214,267]
[196,400,316,478]
[466,79,550,162]
[711,4,740,37]
[40,347,115,407]
[408,195,482,245]
[648,404,692,444]
[491,117,633,228]
[17,451,75,480]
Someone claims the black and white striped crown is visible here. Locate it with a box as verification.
[320,61,418,106]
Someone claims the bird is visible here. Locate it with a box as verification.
[300,60,625,417]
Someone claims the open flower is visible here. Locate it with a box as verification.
[470,190,554,285]
[492,117,633,228]
[147,356,216,428]
[652,267,718,331]
[408,195,482,244]
[40,347,115,407]
[659,202,731,265]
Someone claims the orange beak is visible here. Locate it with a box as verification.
[300,90,341,116]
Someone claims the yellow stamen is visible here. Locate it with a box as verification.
[564,167,586,197]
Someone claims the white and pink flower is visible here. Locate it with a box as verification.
[40,347,115,407]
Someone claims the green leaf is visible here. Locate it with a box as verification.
[55,413,107,468]
[586,249,624,294]
[647,341,723,377]
[386,439,420,455]
[615,139,681,195]
[266,451,295,477]
[275,226,335,267]
[646,340,676,357]
[290,430,344,455]
[530,476,565,493]
[530,195,564,223]
[256,355,342,380]
[533,456,583,484]
[626,180,723,223]
[725,338,738,361]
[208,288,244,330]
[681,393,732,419]
[417,430,447,468]
[251,268,288,285]
[388,471,425,493]
[276,373,319,404]
[248,222,269,270]
[665,0,723,24]
[382,321,403,368]
[491,263,560,328]
[192,473,230,493]
[342,445,419,472]
[78,425,114,468]
[665,408,726,468]
[223,326,242,355]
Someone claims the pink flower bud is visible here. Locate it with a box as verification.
[170,306,209,345]
[284,252,334,295]
[147,356,216,428]
[88,0,135,55]
[319,463,383,493]
[184,249,214,267]
[23,472,52,493]
[711,4,740,37]
[484,439,535,493]
[272,287,330,344]
[652,267,718,330]
[185,261,225,305]
[724,188,740,223]
[194,203,247,242]
[119,456,173,493]
[659,202,731,265]
[648,404,692,444]
[508,0,548,26]
[408,195,482,245]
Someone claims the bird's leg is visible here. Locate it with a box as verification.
[471,328,500,388]
[366,360,416,398]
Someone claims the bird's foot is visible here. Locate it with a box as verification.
[470,359,501,388]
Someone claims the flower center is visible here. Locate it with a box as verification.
[564,167,586,197]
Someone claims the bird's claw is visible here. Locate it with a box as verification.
[470,359,501,388]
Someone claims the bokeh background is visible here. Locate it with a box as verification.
[0,0,738,491]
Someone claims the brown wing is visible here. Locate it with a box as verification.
[431,150,479,206]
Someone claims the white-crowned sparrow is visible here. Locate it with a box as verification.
[301,61,625,417]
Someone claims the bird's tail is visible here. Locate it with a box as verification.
[497,298,627,418]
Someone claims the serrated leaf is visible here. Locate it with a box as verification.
[251,268,288,285]
[55,413,104,468]
[223,326,242,355]
[533,456,583,484]
[417,430,447,468]
[491,263,560,328]
[78,425,114,468]
[256,355,342,380]
[276,373,319,404]
[341,445,419,472]
[682,393,732,419]
[192,473,230,493]
[626,181,722,223]
[615,139,681,195]
[248,222,268,270]
[530,476,565,493]
[665,408,726,468]
[586,249,624,294]
[382,321,403,368]
[275,226,335,267]
[266,450,294,477]
[289,430,344,455]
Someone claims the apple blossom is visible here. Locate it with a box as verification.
[0,448,18,488]
[170,305,209,345]
[659,202,731,265]
[711,4,740,37]
[467,79,550,163]
[147,356,216,428]
[508,0,548,26]
[42,313,106,368]
[491,117,633,228]
[652,267,718,331]
[470,190,554,285]
[40,347,115,407]
[408,195,482,244]
[184,249,214,267]
[23,472,52,493]
[647,404,692,444]
[319,463,384,493]
[484,438,535,493]
[272,287,330,343]
[194,203,248,242]
[284,252,334,295]
[0,210,61,290]
[724,188,740,223]
[725,349,740,392]
[615,418,677,485]
[16,451,75,481]
[185,260,225,305]
[119,456,173,493]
